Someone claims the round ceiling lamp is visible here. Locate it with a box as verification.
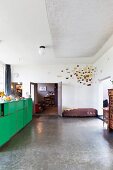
[39,46,45,55]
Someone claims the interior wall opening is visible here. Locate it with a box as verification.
[36,83,58,116]
[98,77,112,119]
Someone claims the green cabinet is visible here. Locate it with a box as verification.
[9,101,16,114]
[4,103,9,116]
[3,101,16,116]
[16,100,24,110]
[9,113,17,137]
[23,108,28,126]
[17,110,23,132]
[27,98,32,122]
[0,104,2,116]
[0,98,32,147]
[23,98,32,125]
[0,116,10,146]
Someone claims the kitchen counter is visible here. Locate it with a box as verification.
[0,98,32,147]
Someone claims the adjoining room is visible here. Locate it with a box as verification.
[37,83,58,116]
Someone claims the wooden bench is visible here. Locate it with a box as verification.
[62,108,97,117]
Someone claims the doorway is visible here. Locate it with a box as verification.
[30,82,62,116]
[98,77,112,119]
[37,83,58,116]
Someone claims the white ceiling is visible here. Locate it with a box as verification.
[0,0,113,65]
[46,0,113,59]
[0,0,54,65]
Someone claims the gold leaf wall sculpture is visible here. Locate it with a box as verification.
[57,65,96,86]
[74,65,96,86]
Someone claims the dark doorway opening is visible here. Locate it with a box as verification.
[30,82,62,117]
[37,83,58,116]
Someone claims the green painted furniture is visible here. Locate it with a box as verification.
[0,116,10,146]
[0,98,32,147]
[0,105,2,116]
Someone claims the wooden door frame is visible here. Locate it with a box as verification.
[58,82,62,116]
[30,82,38,114]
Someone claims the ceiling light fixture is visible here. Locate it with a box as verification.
[39,46,45,55]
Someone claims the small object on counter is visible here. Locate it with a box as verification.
[0,91,5,97]
[5,96,11,101]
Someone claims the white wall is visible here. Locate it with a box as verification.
[94,47,113,114]
[11,64,95,110]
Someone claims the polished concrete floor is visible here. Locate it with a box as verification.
[1,117,113,170]
[36,106,58,116]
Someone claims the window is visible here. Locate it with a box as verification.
[0,64,5,91]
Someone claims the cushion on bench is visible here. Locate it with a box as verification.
[62,108,97,117]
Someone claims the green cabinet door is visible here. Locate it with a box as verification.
[4,101,16,116]
[27,110,32,122]
[27,98,33,122]
[23,108,28,127]
[9,101,16,114]
[9,113,17,137]
[16,100,24,110]
[17,110,23,132]
[4,103,9,116]
[0,104,2,116]
[0,116,10,147]
[23,99,28,109]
